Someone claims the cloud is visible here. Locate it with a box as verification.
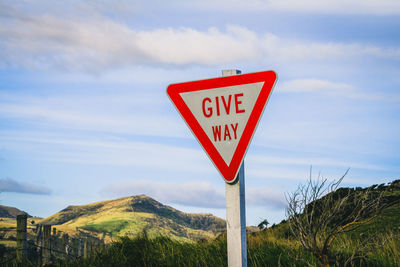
[278,79,355,93]
[176,0,400,15]
[0,177,52,195]
[0,103,185,138]
[276,79,400,103]
[247,168,310,181]
[0,132,213,174]
[101,180,226,208]
[246,187,286,209]
[1,5,399,72]
[2,0,400,18]
[10,0,399,16]
[247,154,383,171]
[0,91,188,139]
[101,180,287,210]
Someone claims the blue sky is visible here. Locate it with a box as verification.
[0,0,399,226]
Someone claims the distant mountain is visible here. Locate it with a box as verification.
[0,204,31,218]
[40,195,226,242]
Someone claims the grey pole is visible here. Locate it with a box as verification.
[222,69,247,267]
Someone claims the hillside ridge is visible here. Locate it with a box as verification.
[39,194,225,242]
[0,204,31,218]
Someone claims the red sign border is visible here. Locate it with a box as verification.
[167,70,277,183]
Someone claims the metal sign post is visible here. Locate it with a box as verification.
[223,69,247,267]
[226,162,247,266]
[167,69,277,267]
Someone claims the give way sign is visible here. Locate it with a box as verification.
[167,70,277,183]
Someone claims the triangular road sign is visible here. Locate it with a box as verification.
[167,70,277,183]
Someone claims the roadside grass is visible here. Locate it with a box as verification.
[2,227,399,267]
[58,230,315,267]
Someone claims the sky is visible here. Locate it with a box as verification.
[0,0,399,226]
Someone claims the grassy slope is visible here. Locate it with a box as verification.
[38,195,225,242]
[269,181,400,237]
[0,217,41,249]
[0,205,31,218]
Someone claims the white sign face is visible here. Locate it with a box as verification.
[167,70,277,183]
[180,82,264,165]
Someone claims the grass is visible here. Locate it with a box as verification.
[2,221,399,266]
[56,231,314,267]
[81,219,129,235]
[331,231,400,266]
[0,240,16,248]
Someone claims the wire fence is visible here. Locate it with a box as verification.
[0,215,105,265]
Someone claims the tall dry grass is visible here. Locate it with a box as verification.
[4,228,398,266]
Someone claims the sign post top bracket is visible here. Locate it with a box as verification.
[222,69,242,76]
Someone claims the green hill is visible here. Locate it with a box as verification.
[269,179,400,235]
[39,195,226,242]
[312,179,400,234]
[340,180,400,235]
[0,205,31,218]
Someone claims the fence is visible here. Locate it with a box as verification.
[0,214,105,265]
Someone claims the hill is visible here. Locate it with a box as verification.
[32,179,400,266]
[269,179,400,235]
[311,179,400,234]
[0,205,31,218]
[39,195,226,242]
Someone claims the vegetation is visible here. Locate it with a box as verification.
[286,173,400,266]
[43,231,316,267]
[1,179,399,266]
[5,226,398,266]
[288,170,374,265]
[257,219,269,230]
[38,195,225,242]
[0,205,31,218]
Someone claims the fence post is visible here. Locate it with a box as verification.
[62,233,69,259]
[36,224,43,266]
[70,237,74,257]
[78,238,83,257]
[89,238,93,256]
[100,238,105,252]
[72,237,78,257]
[16,214,27,262]
[83,238,88,259]
[42,225,52,265]
[52,227,58,258]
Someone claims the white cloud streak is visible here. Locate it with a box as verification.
[0,92,188,138]
[174,0,400,15]
[101,180,226,208]
[1,6,399,72]
[0,177,52,195]
[278,79,355,93]
[0,133,212,173]
[276,79,400,103]
[247,154,383,171]
[3,1,400,17]
[246,187,286,209]
[101,180,286,209]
